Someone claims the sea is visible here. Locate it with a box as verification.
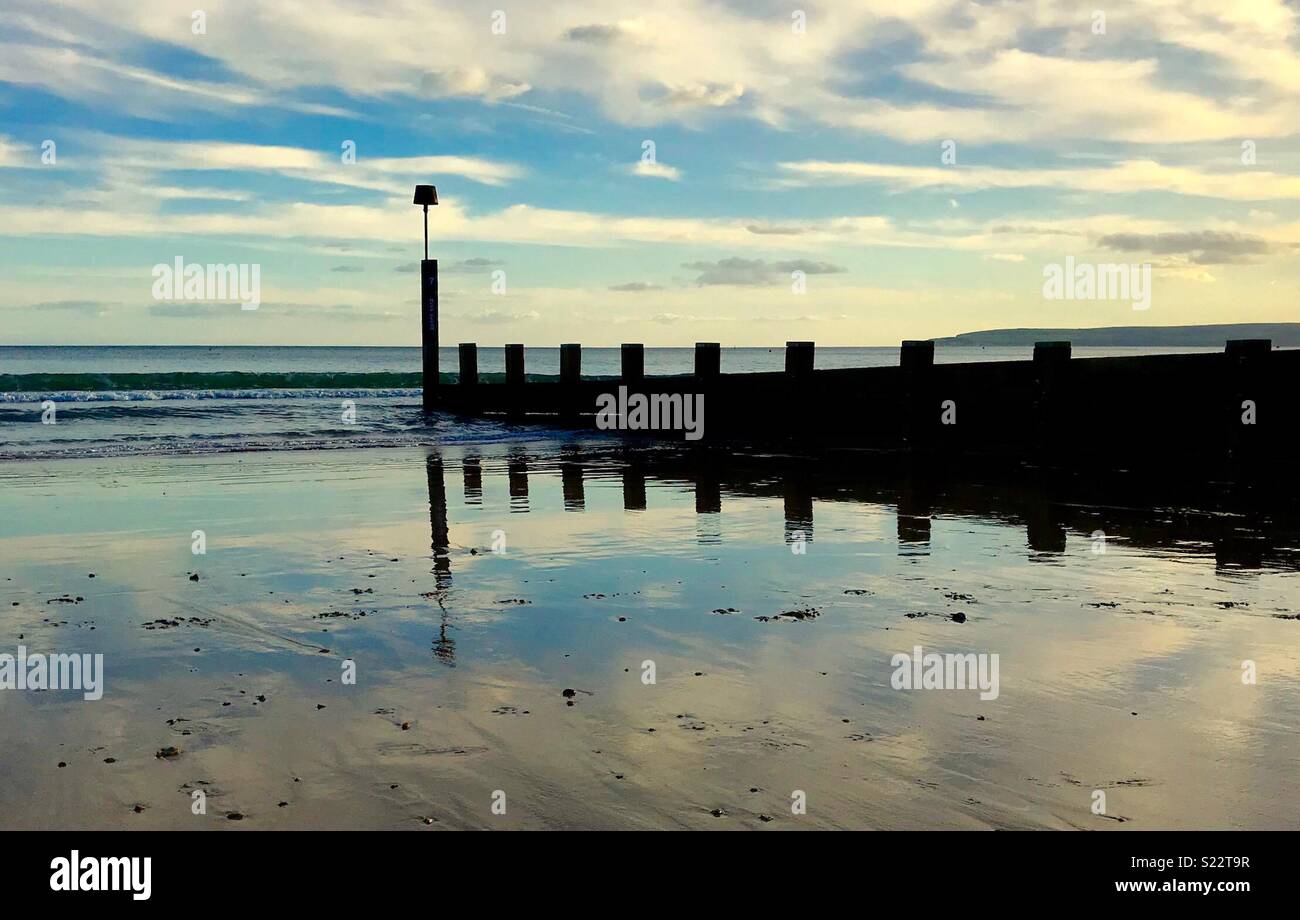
[0,344,1222,461]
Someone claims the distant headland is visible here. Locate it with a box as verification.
[935,323,1300,347]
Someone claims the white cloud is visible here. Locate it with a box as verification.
[778,159,1300,201]
[0,136,26,167]
[632,160,681,181]
[419,67,531,102]
[88,136,525,192]
[660,82,745,108]
[5,0,1300,144]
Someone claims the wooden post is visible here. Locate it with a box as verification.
[782,342,815,439]
[421,259,438,412]
[1226,338,1270,469]
[695,342,721,380]
[458,343,478,386]
[900,339,934,374]
[900,340,934,449]
[1033,340,1072,366]
[785,341,814,377]
[505,343,525,420]
[560,343,581,425]
[560,343,581,384]
[621,343,644,385]
[1033,341,1071,459]
[455,342,478,414]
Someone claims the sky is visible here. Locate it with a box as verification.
[1,0,1298,346]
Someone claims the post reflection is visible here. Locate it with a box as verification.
[1026,497,1067,555]
[561,447,585,512]
[462,453,482,505]
[783,473,812,546]
[507,449,529,513]
[416,443,1298,596]
[622,462,647,512]
[897,474,932,551]
[425,451,455,666]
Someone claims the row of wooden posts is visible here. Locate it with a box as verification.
[432,337,1274,390]
[412,253,1286,471]
[439,338,1275,388]
[431,341,729,410]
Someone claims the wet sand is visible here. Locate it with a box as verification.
[2,442,1298,829]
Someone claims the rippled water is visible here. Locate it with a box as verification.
[0,396,491,460]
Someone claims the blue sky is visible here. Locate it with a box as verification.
[1,0,1298,345]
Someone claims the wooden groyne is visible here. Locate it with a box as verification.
[426,337,1295,476]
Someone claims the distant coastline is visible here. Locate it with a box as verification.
[935,322,1300,347]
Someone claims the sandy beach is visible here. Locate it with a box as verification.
[3,440,1297,830]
